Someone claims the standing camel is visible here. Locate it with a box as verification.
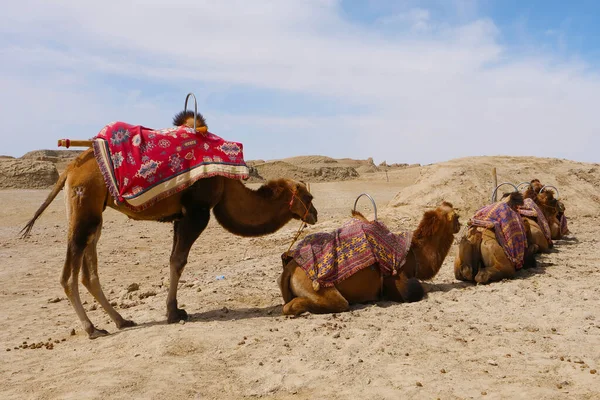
[278,202,460,315]
[21,112,318,339]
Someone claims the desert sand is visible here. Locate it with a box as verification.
[1,155,599,399]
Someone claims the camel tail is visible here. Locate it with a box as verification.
[20,170,68,238]
[397,275,425,303]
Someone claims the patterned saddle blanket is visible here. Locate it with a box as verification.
[289,217,412,288]
[518,198,552,245]
[469,202,527,269]
[93,121,249,210]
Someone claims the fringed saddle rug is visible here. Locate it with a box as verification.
[469,202,526,269]
[93,121,249,210]
[290,218,412,289]
[518,198,552,245]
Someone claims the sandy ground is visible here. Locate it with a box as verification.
[1,159,599,399]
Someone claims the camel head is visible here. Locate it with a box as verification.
[262,179,318,225]
[413,201,461,240]
[531,179,543,194]
[172,110,208,131]
[536,189,560,222]
[501,191,524,211]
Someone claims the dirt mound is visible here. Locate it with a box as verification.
[383,156,600,220]
[0,159,59,189]
[277,155,339,166]
[251,160,359,182]
[21,149,83,162]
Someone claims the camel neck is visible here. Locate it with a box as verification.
[410,227,455,281]
[212,179,292,236]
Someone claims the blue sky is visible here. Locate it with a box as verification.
[1,0,599,164]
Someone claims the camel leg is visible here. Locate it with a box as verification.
[61,168,113,339]
[475,231,515,284]
[166,207,210,323]
[62,212,111,338]
[282,265,349,316]
[454,234,480,282]
[81,224,135,330]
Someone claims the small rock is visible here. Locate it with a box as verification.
[573,359,584,364]
[127,283,140,293]
[70,329,76,336]
[416,382,423,387]
[179,320,185,325]
[259,362,264,366]
[332,333,340,339]
[487,360,498,366]
[481,391,487,396]
[440,369,447,373]
[590,369,597,374]
[222,307,229,314]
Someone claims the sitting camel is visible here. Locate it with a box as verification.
[518,197,553,253]
[21,111,318,339]
[277,202,461,315]
[454,192,537,284]
[526,179,566,239]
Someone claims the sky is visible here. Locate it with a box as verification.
[1,0,599,164]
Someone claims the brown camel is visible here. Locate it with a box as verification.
[21,111,318,339]
[277,202,461,315]
[525,180,564,239]
[454,192,537,284]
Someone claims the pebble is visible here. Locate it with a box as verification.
[487,360,498,366]
[127,283,140,293]
[416,382,423,387]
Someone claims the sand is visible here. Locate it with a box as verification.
[1,156,599,399]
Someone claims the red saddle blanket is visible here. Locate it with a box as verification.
[518,198,553,245]
[93,121,249,210]
[469,202,527,269]
[290,218,412,288]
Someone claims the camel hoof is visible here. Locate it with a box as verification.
[167,308,188,324]
[117,319,136,329]
[88,328,110,339]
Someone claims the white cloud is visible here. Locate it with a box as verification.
[0,0,598,164]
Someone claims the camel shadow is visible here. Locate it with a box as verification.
[554,236,579,246]
[422,281,472,293]
[515,260,553,280]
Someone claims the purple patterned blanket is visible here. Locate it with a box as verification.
[518,198,553,245]
[469,202,527,269]
[290,218,412,288]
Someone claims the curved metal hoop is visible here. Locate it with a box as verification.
[491,182,518,203]
[184,92,198,132]
[517,181,532,192]
[353,193,377,221]
[540,185,560,198]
